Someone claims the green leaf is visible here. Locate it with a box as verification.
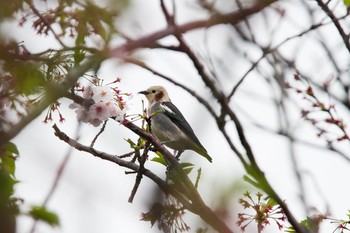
[180,162,194,175]
[266,197,278,207]
[0,172,16,205]
[29,206,59,227]
[243,175,260,188]
[195,168,202,189]
[2,142,19,156]
[284,226,295,233]
[75,22,87,46]
[11,63,46,95]
[151,156,167,166]
[179,162,194,168]
[73,49,85,66]
[344,0,350,6]
[125,138,136,147]
[1,156,16,176]
[0,143,19,201]
[125,138,141,151]
[150,151,167,166]
[0,142,19,176]
[284,218,314,232]
[183,167,193,175]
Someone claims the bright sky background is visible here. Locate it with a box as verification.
[3,0,350,233]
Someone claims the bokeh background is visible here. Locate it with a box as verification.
[1,0,350,232]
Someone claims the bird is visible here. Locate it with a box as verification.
[139,85,212,162]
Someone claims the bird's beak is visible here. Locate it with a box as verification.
[138,90,149,95]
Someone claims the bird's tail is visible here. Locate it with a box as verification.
[196,147,212,163]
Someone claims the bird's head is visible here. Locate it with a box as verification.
[139,86,171,104]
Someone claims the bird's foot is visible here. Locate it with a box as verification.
[175,150,183,160]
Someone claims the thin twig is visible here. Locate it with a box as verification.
[53,122,234,233]
[108,0,277,58]
[0,2,276,147]
[125,57,218,119]
[123,120,235,233]
[173,17,308,233]
[0,57,99,147]
[315,0,350,53]
[128,140,151,203]
[24,0,66,48]
[90,120,108,147]
[52,124,193,209]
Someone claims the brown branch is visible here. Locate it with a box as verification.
[52,124,192,210]
[24,0,66,47]
[172,17,308,233]
[172,29,250,167]
[226,84,309,232]
[316,0,350,53]
[53,122,234,233]
[125,57,218,119]
[108,0,277,58]
[160,0,175,25]
[227,11,349,100]
[228,52,266,99]
[222,85,308,233]
[90,120,108,147]
[0,57,100,147]
[128,140,151,203]
[123,121,235,233]
[0,1,276,147]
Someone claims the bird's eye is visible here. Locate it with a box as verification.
[151,90,156,93]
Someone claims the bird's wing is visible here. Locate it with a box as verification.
[160,101,203,145]
[160,101,212,162]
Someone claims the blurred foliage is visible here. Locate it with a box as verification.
[284,217,324,233]
[29,205,60,227]
[0,0,25,21]
[284,211,350,233]
[1,0,349,232]
[0,0,129,131]
[0,142,20,233]
[0,142,60,231]
[141,200,190,233]
[0,0,129,231]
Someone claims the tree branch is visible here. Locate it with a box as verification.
[108,0,277,58]
[52,124,193,210]
[0,0,276,147]
[315,0,350,53]
[171,13,308,233]
[53,121,235,233]
[123,121,235,233]
[0,57,101,147]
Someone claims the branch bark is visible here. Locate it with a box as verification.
[123,121,235,233]
[53,122,235,233]
[0,1,277,147]
[108,0,277,58]
[0,57,100,147]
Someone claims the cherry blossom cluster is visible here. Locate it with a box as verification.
[236,192,286,232]
[329,210,350,233]
[70,77,128,126]
[287,73,349,144]
[44,101,65,123]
